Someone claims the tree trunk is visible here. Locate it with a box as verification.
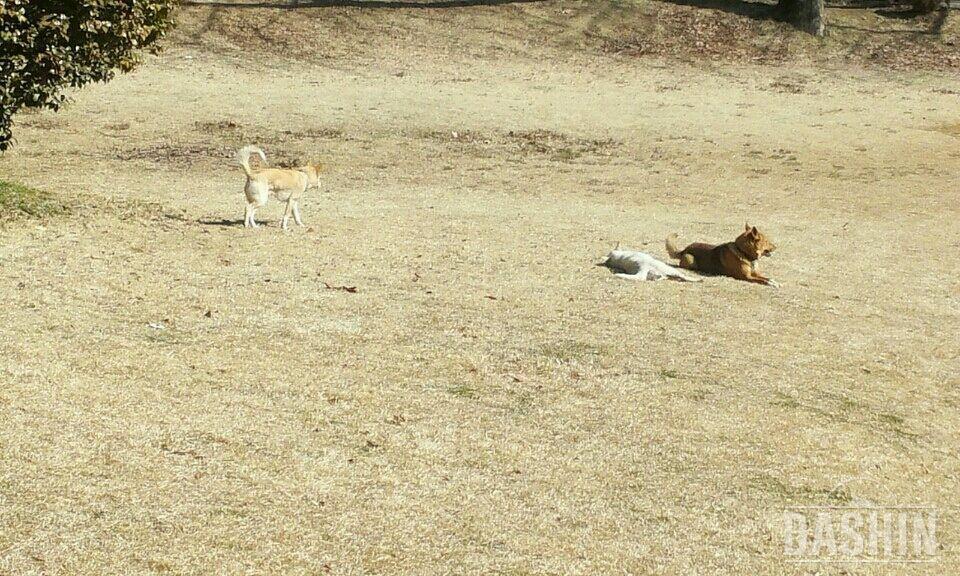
[778,0,825,37]
[912,0,943,13]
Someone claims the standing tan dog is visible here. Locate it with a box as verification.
[665,224,779,287]
[237,145,322,230]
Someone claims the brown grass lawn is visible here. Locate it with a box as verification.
[1,2,959,574]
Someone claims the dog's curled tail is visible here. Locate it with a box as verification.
[665,233,683,259]
[237,145,267,178]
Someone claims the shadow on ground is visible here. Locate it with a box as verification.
[183,0,545,8]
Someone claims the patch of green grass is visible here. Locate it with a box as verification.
[448,383,479,399]
[512,390,536,414]
[751,474,853,505]
[878,413,905,427]
[144,324,185,346]
[550,149,581,162]
[538,340,605,363]
[770,391,801,409]
[877,412,920,440]
[0,180,70,220]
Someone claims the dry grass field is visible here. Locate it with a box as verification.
[1,1,959,574]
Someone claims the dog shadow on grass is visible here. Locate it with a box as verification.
[197,217,247,227]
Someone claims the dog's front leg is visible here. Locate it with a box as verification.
[281,198,295,231]
[749,272,779,288]
[748,265,779,288]
[734,264,777,288]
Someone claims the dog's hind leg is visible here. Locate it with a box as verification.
[244,203,258,228]
[245,183,268,229]
[292,201,304,226]
[614,265,653,281]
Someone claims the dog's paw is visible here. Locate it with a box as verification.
[767,279,780,288]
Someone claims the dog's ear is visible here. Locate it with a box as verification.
[744,222,751,232]
[750,226,759,236]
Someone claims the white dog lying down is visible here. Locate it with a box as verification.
[600,249,702,282]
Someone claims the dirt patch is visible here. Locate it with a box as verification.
[768,75,816,95]
[598,3,795,65]
[111,125,623,169]
[934,121,960,137]
[115,142,234,164]
[194,119,344,141]
[112,122,347,167]
[171,2,960,71]
[417,128,622,162]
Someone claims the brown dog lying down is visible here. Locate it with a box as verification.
[665,224,779,288]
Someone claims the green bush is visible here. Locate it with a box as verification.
[0,0,176,151]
